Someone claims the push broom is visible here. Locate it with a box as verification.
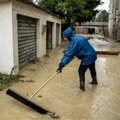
[6,71,60,119]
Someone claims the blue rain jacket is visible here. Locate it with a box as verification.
[59,27,97,67]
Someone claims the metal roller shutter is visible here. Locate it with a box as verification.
[46,21,52,49]
[17,15,37,68]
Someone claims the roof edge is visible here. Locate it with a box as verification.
[16,0,61,19]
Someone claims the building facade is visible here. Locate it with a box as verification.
[0,0,61,74]
[75,22,109,37]
[109,0,120,41]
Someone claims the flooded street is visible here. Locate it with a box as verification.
[0,38,120,120]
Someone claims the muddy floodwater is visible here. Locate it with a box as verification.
[0,38,120,120]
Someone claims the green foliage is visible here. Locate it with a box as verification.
[96,10,109,22]
[0,73,20,91]
[0,66,21,90]
[40,0,62,13]
[39,0,102,30]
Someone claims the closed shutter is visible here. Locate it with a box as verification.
[46,22,52,49]
[17,15,37,68]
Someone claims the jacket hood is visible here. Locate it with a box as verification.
[62,27,74,41]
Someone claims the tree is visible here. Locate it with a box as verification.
[96,10,109,22]
[33,0,103,30]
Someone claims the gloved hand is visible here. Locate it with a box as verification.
[56,67,63,73]
[62,50,66,53]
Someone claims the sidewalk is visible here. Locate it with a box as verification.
[0,38,120,120]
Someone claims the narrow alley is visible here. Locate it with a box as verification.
[0,37,120,120]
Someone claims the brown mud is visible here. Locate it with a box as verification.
[0,38,120,120]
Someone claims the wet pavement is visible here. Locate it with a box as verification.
[0,38,120,120]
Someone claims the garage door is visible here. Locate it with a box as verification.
[46,21,52,49]
[17,15,37,68]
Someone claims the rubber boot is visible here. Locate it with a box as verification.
[80,81,85,91]
[89,76,98,85]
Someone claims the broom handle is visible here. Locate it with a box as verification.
[29,71,58,100]
[29,57,76,100]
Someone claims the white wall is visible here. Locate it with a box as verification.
[52,23,56,48]
[0,0,61,74]
[0,2,14,74]
[108,0,120,41]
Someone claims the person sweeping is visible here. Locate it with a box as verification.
[57,27,98,91]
